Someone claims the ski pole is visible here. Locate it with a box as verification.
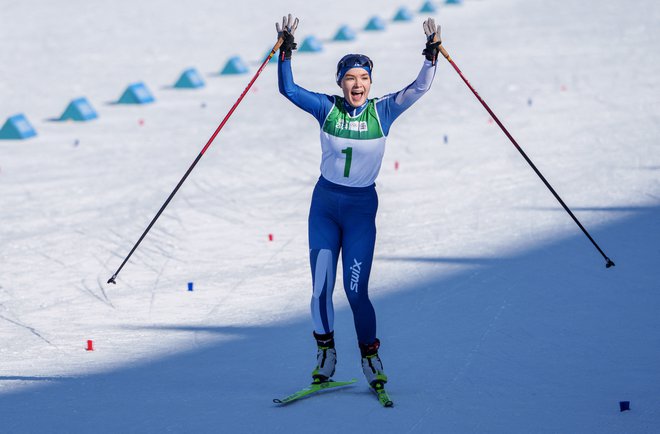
[436,43,615,268]
[107,38,284,284]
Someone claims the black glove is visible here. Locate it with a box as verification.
[280,31,297,60]
[276,14,299,60]
[422,18,441,64]
[423,39,441,63]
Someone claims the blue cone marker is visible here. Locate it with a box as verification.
[188,282,194,291]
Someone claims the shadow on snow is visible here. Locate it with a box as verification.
[1,205,659,433]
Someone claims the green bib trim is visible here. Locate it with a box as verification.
[322,97,384,140]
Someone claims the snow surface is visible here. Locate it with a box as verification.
[1,0,659,432]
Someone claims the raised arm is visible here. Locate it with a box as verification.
[376,18,441,136]
[276,14,333,125]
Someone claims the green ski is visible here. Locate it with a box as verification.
[273,379,357,405]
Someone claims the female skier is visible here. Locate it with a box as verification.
[276,14,441,392]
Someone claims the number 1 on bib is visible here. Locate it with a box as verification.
[341,147,353,177]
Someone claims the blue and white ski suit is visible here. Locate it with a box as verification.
[278,57,436,345]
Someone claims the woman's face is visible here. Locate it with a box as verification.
[340,67,371,107]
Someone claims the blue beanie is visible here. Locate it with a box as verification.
[336,54,373,84]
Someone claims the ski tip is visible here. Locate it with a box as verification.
[274,379,357,406]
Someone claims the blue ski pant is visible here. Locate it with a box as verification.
[308,176,378,345]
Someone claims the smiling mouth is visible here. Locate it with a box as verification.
[351,90,364,98]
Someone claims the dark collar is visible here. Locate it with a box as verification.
[342,98,368,116]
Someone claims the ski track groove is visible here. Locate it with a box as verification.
[449,297,509,388]
[407,292,511,434]
[79,279,115,309]
[95,276,113,306]
[148,258,170,316]
[0,313,55,347]
[203,237,295,319]
[35,250,68,268]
